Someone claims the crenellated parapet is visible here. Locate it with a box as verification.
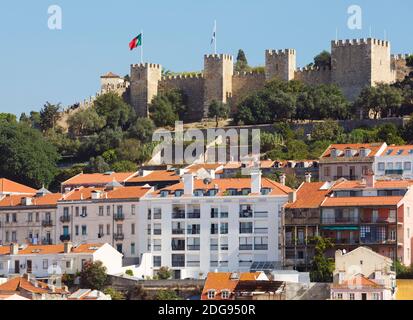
[204,54,233,61]
[331,38,390,48]
[161,73,204,81]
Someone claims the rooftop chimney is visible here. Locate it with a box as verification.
[365,170,375,188]
[305,172,312,183]
[10,243,19,255]
[280,174,286,186]
[64,242,73,254]
[251,170,262,194]
[183,173,194,196]
[288,191,297,203]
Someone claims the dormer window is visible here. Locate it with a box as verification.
[207,290,216,299]
[221,290,230,299]
[331,148,337,158]
[359,148,370,157]
[261,188,271,195]
[208,189,218,196]
[160,190,169,198]
[241,188,251,195]
[345,149,353,158]
[175,190,183,197]
[226,189,237,196]
[194,189,204,197]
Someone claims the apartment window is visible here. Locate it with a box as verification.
[372,293,380,300]
[153,256,162,267]
[116,224,123,234]
[63,207,69,216]
[239,237,253,250]
[378,162,385,171]
[210,238,218,251]
[12,213,17,223]
[153,208,162,220]
[211,223,219,235]
[99,206,104,216]
[220,223,228,234]
[345,149,352,157]
[147,209,152,220]
[81,207,87,217]
[131,204,136,215]
[211,208,219,219]
[154,223,162,235]
[349,293,355,300]
[221,290,230,299]
[405,162,412,171]
[254,236,268,250]
[324,166,330,177]
[396,162,402,170]
[220,238,228,251]
[171,238,185,251]
[5,231,9,242]
[131,223,135,235]
[117,205,123,215]
[81,225,87,236]
[75,225,79,236]
[388,162,394,170]
[147,224,151,235]
[187,237,200,251]
[75,207,79,217]
[171,254,185,267]
[175,190,183,197]
[43,259,48,269]
[66,261,71,269]
[221,206,229,218]
[131,243,135,255]
[240,222,253,234]
[106,224,111,235]
[5,214,9,223]
[336,293,343,300]
[12,232,17,242]
[98,225,104,237]
[27,212,33,222]
[207,290,216,299]
[106,206,111,216]
[0,262,3,270]
[153,239,161,251]
[187,224,200,235]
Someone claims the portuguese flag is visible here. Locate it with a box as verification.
[129,33,142,50]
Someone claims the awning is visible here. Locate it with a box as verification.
[321,226,359,231]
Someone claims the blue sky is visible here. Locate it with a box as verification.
[0,0,412,115]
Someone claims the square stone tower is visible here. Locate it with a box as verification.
[265,49,296,81]
[130,63,162,117]
[203,54,234,117]
[331,38,395,100]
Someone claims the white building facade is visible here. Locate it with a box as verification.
[374,145,413,179]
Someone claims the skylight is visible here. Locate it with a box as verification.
[397,150,404,155]
[386,149,393,155]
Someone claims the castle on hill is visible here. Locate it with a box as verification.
[97,38,411,123]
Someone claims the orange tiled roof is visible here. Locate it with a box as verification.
[186,163,224,173]
[0,277,69,294]
[382,145,413,156]
[321,196,403,207]
[332,179,413,190]
[161,178,292,196]
[0,243,104,256]
[320,143,385,159]
[331,274,383,289]
[101,72,120,78]
[62,172,136,186]
[61,186,151,201]
[0,193,62,207]
[285,182,333,209]
[126,170,181,183]
[0,178,37,194]
[201,272,262,300]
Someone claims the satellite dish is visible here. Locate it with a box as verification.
[203,177,212,185]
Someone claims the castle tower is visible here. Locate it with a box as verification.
[331,38,395,100]
[203,54,234,117]
[265,49,296,81]
[130,63,162,117]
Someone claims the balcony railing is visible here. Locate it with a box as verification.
[254,244,268,250]
[254,228,268,234]
[171,244,185,251]
[239,244,253,250]
[187,212,200,219]
[239,210,253,218]
[360,217,396,224]
[153,229,162,235]
[187,261,200,267]
[239,228,253,234]
[187,229,200,235]
[42,220,53,227]
[42,239,53,245]
[114,233,124,241]
[334,239,360,245]
[114,214,125,221]
[172,212,185,219]
[385,169,403,175]
[60,234,70,242]
[254,211,268,218]
[187,245,200,251]
[172,229,185,235]
[322,217,359,224]
[60,215,70,223]
[210,244,218,251]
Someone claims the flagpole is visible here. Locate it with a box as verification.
[140,29,144,64]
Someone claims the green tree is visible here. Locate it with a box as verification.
[208,100,229,127]
[40,102,62,131]
[67,108,106,136]
[125,269,134,277]
[104,287,125,300]
[94,92,134,129]
[310,236,335,283]
[313,50,331,68]
[0,113,17,124]
[286,140,309,160]
[29,111,42,130]
[403,114,413,143]
[355,84,403,119]
[406,55,413,67]
[157,267,172,280]
[128,117,155,143]
[80,261,109,291]
[0,122,59,188]
[111,160,138,172]
[85,156,111,173]
[155,290,182,300]
[311,120,345,142]
[376,123,405,145]
[234,49,250,73]
[149,89,188,126]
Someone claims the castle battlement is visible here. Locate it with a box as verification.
[391,54,412,60]
[233,71,265,78]
[131,63,162,69]
[204,54,233,61]
[161,73,204,81]
[265,49,296,57]
[296,66,331,72]
[331,38,390,48]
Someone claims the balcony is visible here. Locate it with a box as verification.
[221,244,228,251]
[153,229,162,235]
[210,244,218,251]
[187,212,200,219]
[42,220,53,227]
[60,215,70,223]
[187,229,200,235]
[171,244,185,251]
[172,229,185,235]
[42,239,53,245]
[239,210,253,218]
[334,239,360,245]
[254,211,268,218]
[187,261,200,267]
[239,228,253,234]
[239,244,253,250]
[385,169,403,175]
[60,234,70,242]
[114,233,124,241]
[254,228,268,234]
[360,217,396,224]
[114,213,125,221]
[321,217,359,225]
[172,212,185,219]
[187,245,200,251]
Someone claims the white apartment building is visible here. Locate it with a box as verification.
[375,145,413,179]
[56,184,153,264]
[0,242,122,278]
[139,172,292,280]
[0,189,62,246]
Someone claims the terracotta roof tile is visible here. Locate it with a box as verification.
[382,145,413,156]
[126,170,181,183]
[332,274,383,289]
[62,172,136,186]
[0,178,37,194]
[321,196,402,207]
[285,182,333,209]
[0,243,104,255]
[0,193,62,207]
[321,143,385,159]
[61,186,151,201]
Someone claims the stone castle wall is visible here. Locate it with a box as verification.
[295,66,332,86]
[392,54,412,81]
[231,71,266,110]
